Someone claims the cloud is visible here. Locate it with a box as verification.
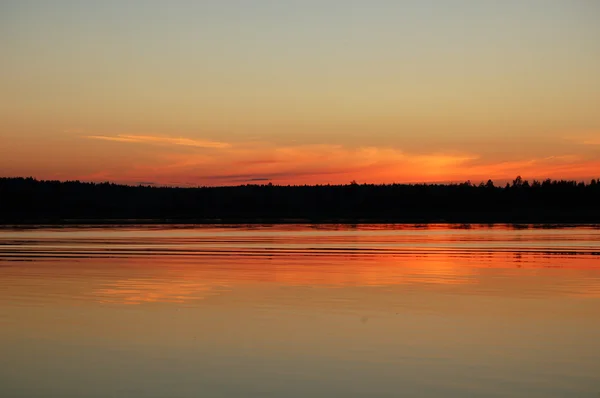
[582,139,600,145]
[86,134,231,149]
[72,138,600,187]
[564,133,600,146]
[76,143,480,186]
[456,155,600,183]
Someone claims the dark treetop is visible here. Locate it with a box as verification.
[1,177,600,224]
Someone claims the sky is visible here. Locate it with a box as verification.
[1,0,599,186]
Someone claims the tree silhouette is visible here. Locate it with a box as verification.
[1,176,599,223]
[513,176,523,187]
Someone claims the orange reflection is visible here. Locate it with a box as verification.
[2,225,600,306]
[91,252,600,305]
[95,279,220,305]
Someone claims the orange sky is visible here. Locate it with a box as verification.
[1,1,599,185]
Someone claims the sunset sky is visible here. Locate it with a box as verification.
[1,1,599,186]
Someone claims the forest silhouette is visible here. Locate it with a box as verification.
[1,177,599,224]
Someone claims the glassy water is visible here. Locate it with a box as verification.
[1,224,599,398]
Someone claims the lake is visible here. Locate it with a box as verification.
[1,224,599,398]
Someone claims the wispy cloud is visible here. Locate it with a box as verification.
[76,143,480,186]
[71,139,600,187]
[564,133,600,146]
[86,134,231,149]
[582,139,600,145]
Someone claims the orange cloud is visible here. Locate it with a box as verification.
[462,156,600,182]
[564,132,600,146]
[81,143,477,185]
[582,139,600,145]
[71,135,600,186]
[86,134,231,149]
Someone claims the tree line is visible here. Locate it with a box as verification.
[1,176,599,223]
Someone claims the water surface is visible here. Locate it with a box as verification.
[1,224,599,397]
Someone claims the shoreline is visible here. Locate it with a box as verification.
[1,219,599,228]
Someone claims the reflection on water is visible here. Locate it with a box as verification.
[0,225,599,398]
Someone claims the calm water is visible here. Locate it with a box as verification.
[1,224,599,398]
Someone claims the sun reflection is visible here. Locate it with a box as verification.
[90,252,558,305]
[2,225,600,305]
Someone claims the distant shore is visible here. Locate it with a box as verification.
[1,220,600,227]
[2,177,600,224]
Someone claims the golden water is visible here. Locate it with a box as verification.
[1,225,599,397]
